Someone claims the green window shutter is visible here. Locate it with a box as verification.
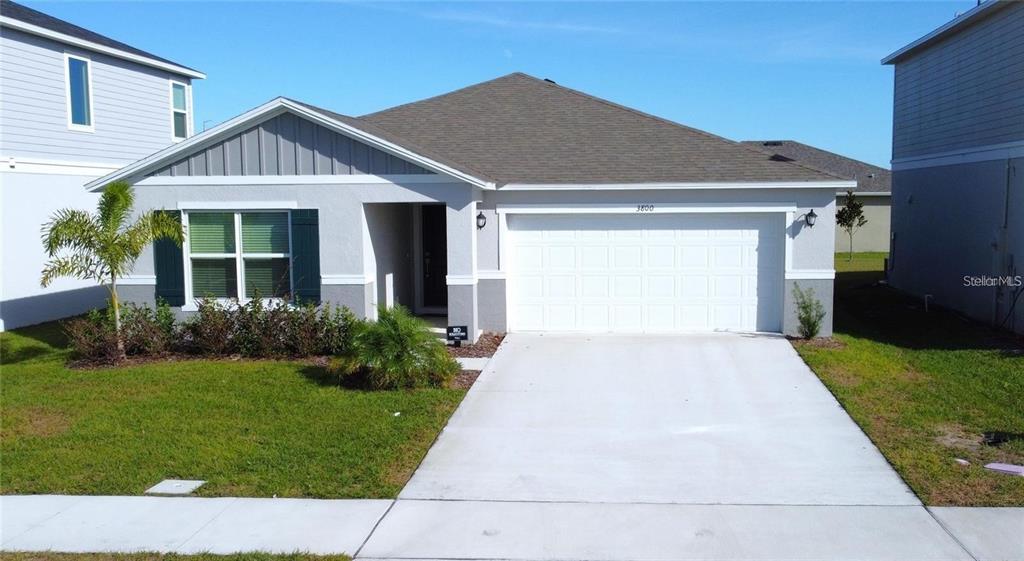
[154,211,185,306]
[290,209,320,304]
[241,212,289,253]
[189,212,235,253]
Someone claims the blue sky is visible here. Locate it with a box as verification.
[28,1,973,167]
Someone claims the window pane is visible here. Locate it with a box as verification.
[244,258,290,298]
[189,213,235,253]
[68,58,91,126]
[172,83,187,110]
[173,112,187,139]
[191,258,237,298]
[241,213,289,253]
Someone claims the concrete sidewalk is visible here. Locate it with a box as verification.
[0,495,390,555]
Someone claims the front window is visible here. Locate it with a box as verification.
[186,211,291,301]
[66,55,92,129]
[171,82,189,140]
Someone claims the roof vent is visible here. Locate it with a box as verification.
[543,78,557,84]
[769,154,795,162]
[867,173,876,178]
[763,141,783,146]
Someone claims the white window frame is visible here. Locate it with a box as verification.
[181,210,294,311]
[169,80,190,141]
[64,53,94,132]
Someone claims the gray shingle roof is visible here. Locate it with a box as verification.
[1,0,200,74]
[740,140,891,194]
[357,73,843,186]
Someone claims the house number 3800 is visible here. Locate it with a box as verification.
[636,204,655,213]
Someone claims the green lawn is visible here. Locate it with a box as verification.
[0,322,465,498]
[794,253,1024,506]
[0,554,347,561]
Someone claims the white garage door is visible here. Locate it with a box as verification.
[507,213,785,333]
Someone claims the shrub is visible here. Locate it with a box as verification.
[120,303,173,356]
[234,296,291,358]
[63,309,120,364]
[320,305,362,356]
[350,305,458,389]
[793,283,827,339]
[181,298,236,355]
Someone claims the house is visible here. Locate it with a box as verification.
[882,0,1023,334]
[0,0,204,330]
[742,140,892,253]
[87,73,852,340]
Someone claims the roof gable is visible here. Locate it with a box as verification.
[152,112,434,177]
[359,73,842,185]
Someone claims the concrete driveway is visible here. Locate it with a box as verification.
[361,334,975,560]
[400,332,918,505]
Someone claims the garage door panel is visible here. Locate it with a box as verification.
[508,213,783,333]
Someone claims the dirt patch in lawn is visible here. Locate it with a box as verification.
[447,332,505,358]
[10,407,72,438]
[790,337,847,350]
[935,424,983,453]
[451,370,481,390]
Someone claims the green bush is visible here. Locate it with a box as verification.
[63,309,120,364]
[233,296,291,358]
[181,298,236,355]
[349,305,458,389]
[121,303,173,356]
[793,283,827,339]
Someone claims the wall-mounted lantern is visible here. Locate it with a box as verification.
[804,209,817,228]
[476,211,487,230]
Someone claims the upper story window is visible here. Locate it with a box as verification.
[65,54,93,131]
[171,81,189,141]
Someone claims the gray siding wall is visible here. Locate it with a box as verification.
[889,158,1023,334]
[0,27,193,164]
[152,113,434,177]
[365,203,415,309]
[891,2,1024,159]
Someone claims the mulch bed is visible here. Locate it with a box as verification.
[447,332,505,358]
[790,337,847,350]
[452,370,481,390]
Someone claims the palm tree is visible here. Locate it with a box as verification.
[41,181,182,354]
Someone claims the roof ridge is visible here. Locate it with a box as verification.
[360,72,528,119]
[743,139,891,174]
[515,74,847,181]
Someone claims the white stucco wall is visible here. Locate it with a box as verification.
[1,171,109,329]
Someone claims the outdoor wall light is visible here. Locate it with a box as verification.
[804,209,818,228]
[476,211,487,230]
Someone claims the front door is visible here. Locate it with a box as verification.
[421,204,448,308]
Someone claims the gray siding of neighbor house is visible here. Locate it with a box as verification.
[835,194,891,253]
[0,27,193,165]
[889,158,1023,334]
[151,113,434,177]
[891,2,1024,160]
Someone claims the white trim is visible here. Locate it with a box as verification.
[1,156,121,176]
[499,181,854,191]
[118,275,156,286]
[477,270,506,280]
[891,140,1024,171]
[785,211,795,273]
[785,269,836,280]
[881,0,1007,64]
[446,274,477,286]
[64,52,94,132]
[838,191,891,197]
[177,201,298,210]
[0,16,206,79]
[85,98,493,191]
[169,80,190,142]
[495,203,799,215]
[321,274,373,285]
[137,174,455,186]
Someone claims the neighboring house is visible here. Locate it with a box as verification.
[742,140,892,253]
[883,0,1023,335]
[0,0,204,330]
[88,73,852,340]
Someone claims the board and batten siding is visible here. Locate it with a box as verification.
[891,1,1024,160]
[0,27,193,165]
[151,113,434,177]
